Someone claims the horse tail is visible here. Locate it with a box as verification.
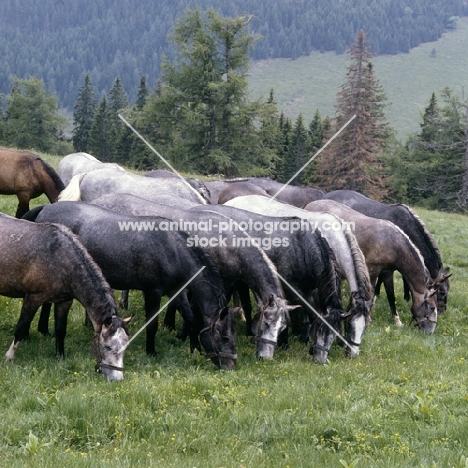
[58,173,85,201]
[21,205,46,222]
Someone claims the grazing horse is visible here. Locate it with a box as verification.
[305,200,439,333]
[23,202,237,369]
[145,169,211,203]
[224,195,374,357]
[0,149,65,218]
[90,192,297,360]
[57,152,125,186]
[0,213,131,380]
[192,203,350,363]
[323,190,451,314]
[58,166,208,205]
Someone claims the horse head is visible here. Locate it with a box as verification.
[411,286,438,335]
[200,307,237,370]
[92,315,132,381]
[343,291,373,358]
[254,295,299,359]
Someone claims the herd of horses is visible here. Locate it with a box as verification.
[0,149,451,380]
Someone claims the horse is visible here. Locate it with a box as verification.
[145,169,211,203]
[23,202,237,369]
[0,213,131,381]
[323,190,451,314]
[89,192,297,360]
[217,181,271,204]
[58,166,208,206]
[0,149,65,218]
[205,177,325,207]
[192,203,351,363]
[57,152,125,186]
[223,195,374,357]
[305,200,439,333]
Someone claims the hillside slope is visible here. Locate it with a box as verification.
[248,17,468,139]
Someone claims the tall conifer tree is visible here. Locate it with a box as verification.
[316,30,391,199]
[73,74,97,152]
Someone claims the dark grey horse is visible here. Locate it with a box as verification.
[23,202,237,369]
[90,192,297,360]
[0,213,131,381]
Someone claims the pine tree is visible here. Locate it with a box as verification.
[136,76,149,111]
[316,30,391,199]
[140,9,275,176]
[73,74,97,152]
[88,96,115,162]
[4,77,67,152]
[108,77,128,123]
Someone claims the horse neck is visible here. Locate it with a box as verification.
[396,205,442,276]
[392,228,429,297]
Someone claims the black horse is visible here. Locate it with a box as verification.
[0,213,131,380]
[90,192,297,360]
[23,202,237,369]
[323,190,451,314]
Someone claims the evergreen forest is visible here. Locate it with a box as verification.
[0,0,466,109]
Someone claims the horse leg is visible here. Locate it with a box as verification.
[53,300,74,358]
[236,282,254,336]
[173,293,201,352]
[5,295,41,360]
[142,291,161,356]
[163,301,177,331]
[38,302,52,336]
[118,290,129,309]
[380,271,403,327]
[15,192,30,219]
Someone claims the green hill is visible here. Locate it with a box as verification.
[248,17,468,140]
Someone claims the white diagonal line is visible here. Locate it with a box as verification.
[276,271,359,355]
[120,266,206,353]
[269,114,356,202]
[118,113,203,200]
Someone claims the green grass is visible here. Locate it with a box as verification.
[1,155,468,466]
[248,17,468,141]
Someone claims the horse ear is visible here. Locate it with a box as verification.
[287,304,301,311]
[122,316,133,325]
[220,307,229,320]
[429,288,438,298]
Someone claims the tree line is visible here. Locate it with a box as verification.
[1,9,467,212]
[0,0,466,109]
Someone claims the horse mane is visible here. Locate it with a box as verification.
[58,173,84,201]
[36,157,65,192]
[305,229,343,311]
[384,219,431,283]
[397,204,443,268]
[339,220,373,302]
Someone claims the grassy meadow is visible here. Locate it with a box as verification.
[248,17,468,140]
[1,154,468,467]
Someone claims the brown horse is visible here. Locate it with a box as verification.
[0,149,65,217]
[304,200,438,334]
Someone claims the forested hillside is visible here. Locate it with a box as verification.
[0,0,466,109]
